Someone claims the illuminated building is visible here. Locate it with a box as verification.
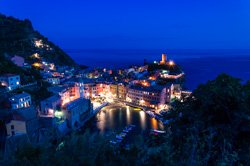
[40,95,61,115]
[9,92,32,110]
[127,84,173,109]
[0,74,20,90]
[160,53,167,64]
[83,82,98,98]
[117,83,127,101]
[110,84,118,98]
[63,98,91,129]
[48,85,79,106]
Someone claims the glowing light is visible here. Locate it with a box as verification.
[48,109,54,115]
[54,111,64,118]
[16,82,19,85]
[32,62,42,68]
[169,60,174,66]
[34,39,43,48]
[31,53,40,59]
[140,99,145,105]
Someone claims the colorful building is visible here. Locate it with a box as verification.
[127,84,173,109]
[9,92,32,110]
[0,74,20,90]
[63,98,91,130]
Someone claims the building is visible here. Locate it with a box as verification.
[83,82,98,98]
[117,83,127,101]
[0,74,20,90]
[110,84,118,98]
[48,85,79,106]
[5,106,39,138]
[63,98,91,130]
[160,53,167,64]
[11,55,24,67]
[6,113,27,136]
[127,84,173,109]
[46,77,60,85]
[40,95,61,115]
[9,92,32,110]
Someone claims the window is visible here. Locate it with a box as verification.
[11,125,14,129]
[11,131,15,136]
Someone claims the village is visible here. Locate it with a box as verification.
[0,47,190,157]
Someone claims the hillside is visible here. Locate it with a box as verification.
[0,14,76,67]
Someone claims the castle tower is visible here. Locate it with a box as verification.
[160,53,167,64]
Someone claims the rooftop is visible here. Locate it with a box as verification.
[10,92,30,100]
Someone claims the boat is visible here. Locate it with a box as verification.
[151,129,166,134]
[120,132,127,137]
[134,108,142,111]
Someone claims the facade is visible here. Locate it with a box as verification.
[6,106,39,138]
[117,83,127,101]
[63,98,91,129]
[46,77,60,85]
[6,114,27,136]
[83,82,98,98]
[40,95,61,115]
[0,74,20,90]
[75,82,85,98]
[110,84,118,98]
[127,84,173,109]
[48,85,79,106]
[9,92,32,110]
[11,55,24,67]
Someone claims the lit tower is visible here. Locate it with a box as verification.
[160,53,167,64]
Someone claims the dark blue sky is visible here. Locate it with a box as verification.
[0,0,250,49]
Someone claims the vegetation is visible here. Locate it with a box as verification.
[147,62,183,75]
[3,74,250,165]
[0,13,76,68]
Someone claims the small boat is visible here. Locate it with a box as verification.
[120,133,127,137]
[151,129,166,134]
[134,108,142,111]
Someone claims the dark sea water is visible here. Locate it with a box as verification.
[66,49,250,90]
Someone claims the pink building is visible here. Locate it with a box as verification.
[11,55,24,67]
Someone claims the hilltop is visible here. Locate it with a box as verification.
[0,14,76,69]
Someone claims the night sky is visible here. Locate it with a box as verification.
[0,0,250,49]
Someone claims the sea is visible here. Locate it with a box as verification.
[65,49,250,90]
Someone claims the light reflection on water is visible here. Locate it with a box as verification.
[139,110,146,130]
[94,104,164,134]
[126,106,131,124]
